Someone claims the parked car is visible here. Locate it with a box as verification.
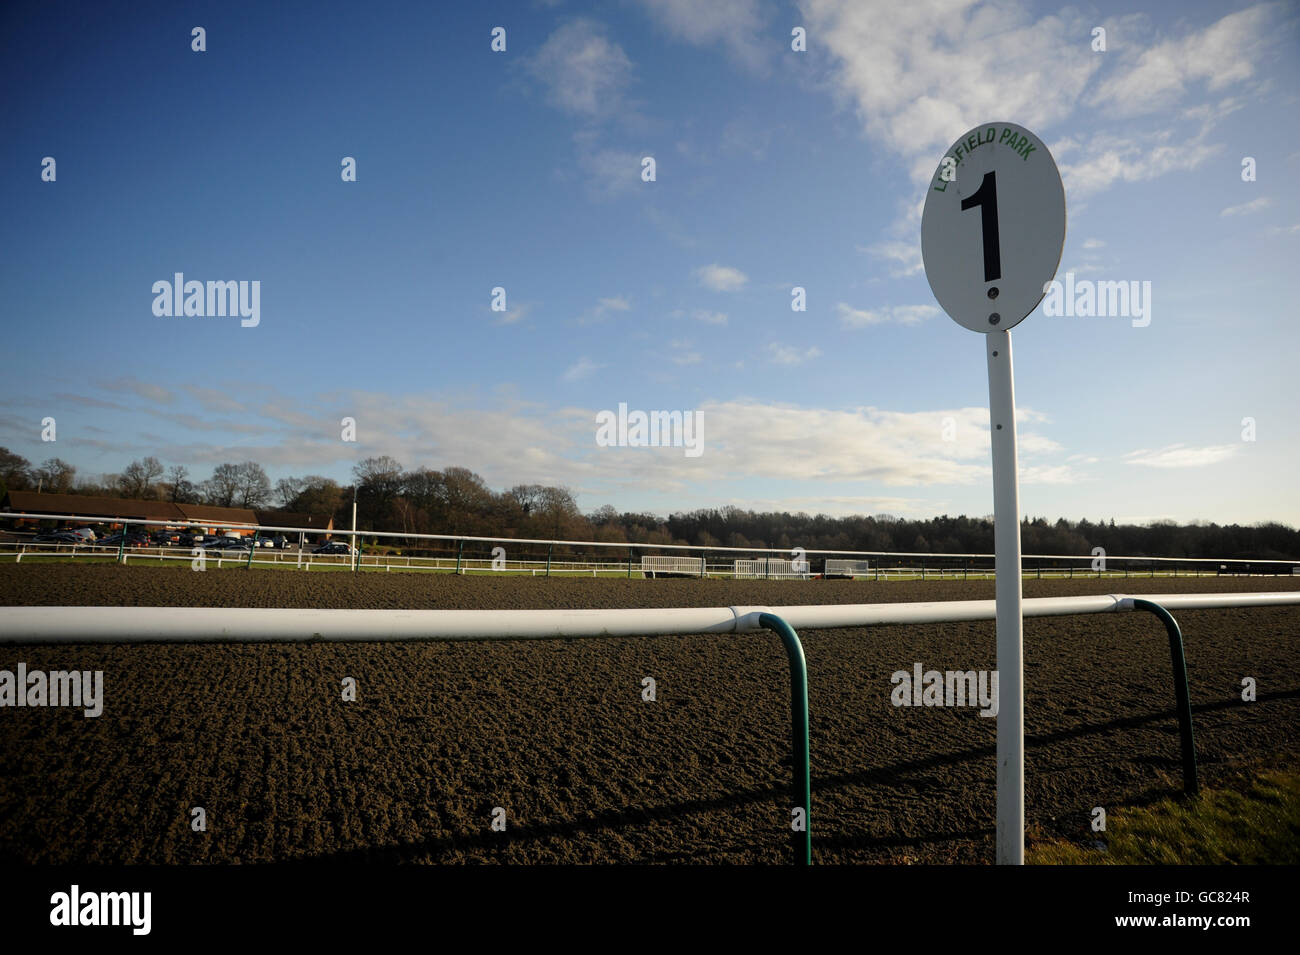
[203,538,250,552]
[68,528,97,544]
[95,533,150,549]
[312,541,355,556]
[34,530,80,545]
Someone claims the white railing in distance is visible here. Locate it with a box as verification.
[824,559,871,577]
[641,555,703,577]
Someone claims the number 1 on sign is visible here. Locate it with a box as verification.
[961,171,1001,283]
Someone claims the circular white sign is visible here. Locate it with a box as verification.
[921,122,1065,333]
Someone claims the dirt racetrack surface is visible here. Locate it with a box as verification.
[1,564,1298,864]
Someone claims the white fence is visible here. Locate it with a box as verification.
[734,558,812,579]
[3,509,1299,580]
[640,555,704,577]
[824,559,871,577]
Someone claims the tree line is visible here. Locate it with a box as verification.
[1,447,1296,559]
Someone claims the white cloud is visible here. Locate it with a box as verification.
[634,0,771,72]
[181,385,247,414]
[1268,223,1300,235]
[1059,262,1105,276]
[691,309,728,325]
[803,0,1284,235]
[837,303,938,327]
[860,239,923,277]
[1088,6,1277,117]
[695,263,749,291]
[643,204,699,248]
[671,350,703,365]
[765,343,822,365]
[527,19,633,118]
[496,302,534,325]
[711,493,943,517]
[99,377,172,404]
[1058,131,1222,199]
[562,358,601,381]
[11,381,1089,506]
[576,295,632,324]
[1124,444,1239,468]
[573,133,646,199]
[1082,239,1106,250]
[687,401,1075,487]
[1220,196,1273,217]
[1019,465,1081,485]
[801,0,1100,172]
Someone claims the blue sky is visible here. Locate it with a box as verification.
[2,0,1297,525]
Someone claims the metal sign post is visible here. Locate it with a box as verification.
[922,121,1065,864]
[986,327,1024,864]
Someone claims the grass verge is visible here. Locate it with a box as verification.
[1029,767,1300,864]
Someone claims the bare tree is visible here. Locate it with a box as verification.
[353,456,404,528]
[235,461,271,508]
[0,447,32,493]
[442,467,491,511]
[35,458,76,493]
[538,485,581,538]
[353,456,404,501]
[117,456,164,498]
[165,464,198,503]
[291,476,343,518]
[203,463,243,507]
[275,476,305,509]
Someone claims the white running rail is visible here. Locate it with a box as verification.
[3,592,1298,643]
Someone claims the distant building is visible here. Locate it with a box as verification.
[1,491,332,539]
[255,509,336,544]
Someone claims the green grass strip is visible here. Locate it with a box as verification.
[1029,768,1300,864]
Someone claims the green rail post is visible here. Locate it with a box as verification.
[455,540,463,575]
[1130,599,1199,796]
[758,613,811,866]
[545,543,552,577]
[245,530,258,569]
[700,551,706,579]
[627,547,633,578]
[117,522,128,564]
